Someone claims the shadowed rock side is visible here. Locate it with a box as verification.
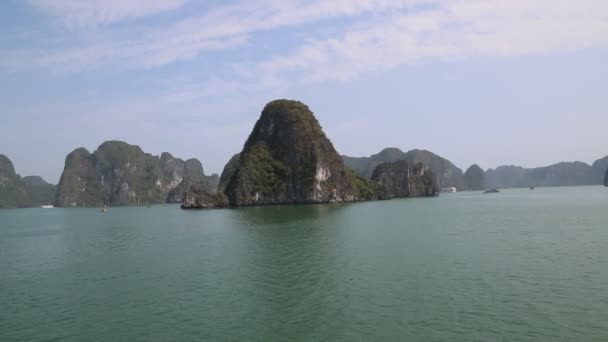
[55,141,214,206]
[181,183,228,209]
[343,147,464,190]
[605,168,608,187]
[371,160,439,198]
[463,164,485,191]
[224,99,371,206]
[592,156,608,184]
[217,153,240,193]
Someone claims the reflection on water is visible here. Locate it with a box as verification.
[234,202,345,225]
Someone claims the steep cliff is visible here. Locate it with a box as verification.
[604,168,608,187]
[55,141,213,206]
[223,100,372,206]
[463,164,485,191]
[370,160,438,198]
[343,148,464,190]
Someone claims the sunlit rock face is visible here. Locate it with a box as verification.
[55,141,214,206]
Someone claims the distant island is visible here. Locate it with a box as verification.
[343,149,608,191]
[2,99,608,209]
[54,141,219,207]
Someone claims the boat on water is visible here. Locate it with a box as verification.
[100,205,108,212]
[530,186,535,190]
[40,204,54,209]
[483,188,500,194]
[441,187,457,193]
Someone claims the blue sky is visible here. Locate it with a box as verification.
[1,0,608,183]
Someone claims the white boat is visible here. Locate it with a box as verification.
[440,187,457,193]
[40,204,54,209]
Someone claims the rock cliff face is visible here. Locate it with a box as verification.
[604,168,608,187]
[463,164,485,191]
[371,160,438,198]
[343,148,464,190]
[55,141,214,206]
[223,100,367,206]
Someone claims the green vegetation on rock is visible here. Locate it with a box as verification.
[185,100,440,208]
[371,160,438,198]
[224,99,363,206]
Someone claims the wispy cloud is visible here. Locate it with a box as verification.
[255,0,608,84]
[5,0,608,90]
[4,0,418,71]
[27,0,189,27]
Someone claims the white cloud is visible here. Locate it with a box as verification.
[4,0,608,84]
[28,0,189,26]
[255,0,608,84]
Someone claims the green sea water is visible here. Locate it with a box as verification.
[1,186,607,341]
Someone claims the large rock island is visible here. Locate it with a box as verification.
[55,141,217,206]
[182,100,438,208]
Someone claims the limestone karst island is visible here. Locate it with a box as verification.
[2,99,608,209]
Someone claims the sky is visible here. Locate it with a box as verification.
[1,0,607,183]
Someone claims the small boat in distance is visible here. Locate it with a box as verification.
[100,205,108,212]
[40,204,53,208]
[530,186,535,190]
[483,188,500,194]
[441,187,457,193]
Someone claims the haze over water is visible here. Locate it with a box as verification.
[2,186,607,341]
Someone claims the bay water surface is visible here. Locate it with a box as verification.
[1,186,607,341]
